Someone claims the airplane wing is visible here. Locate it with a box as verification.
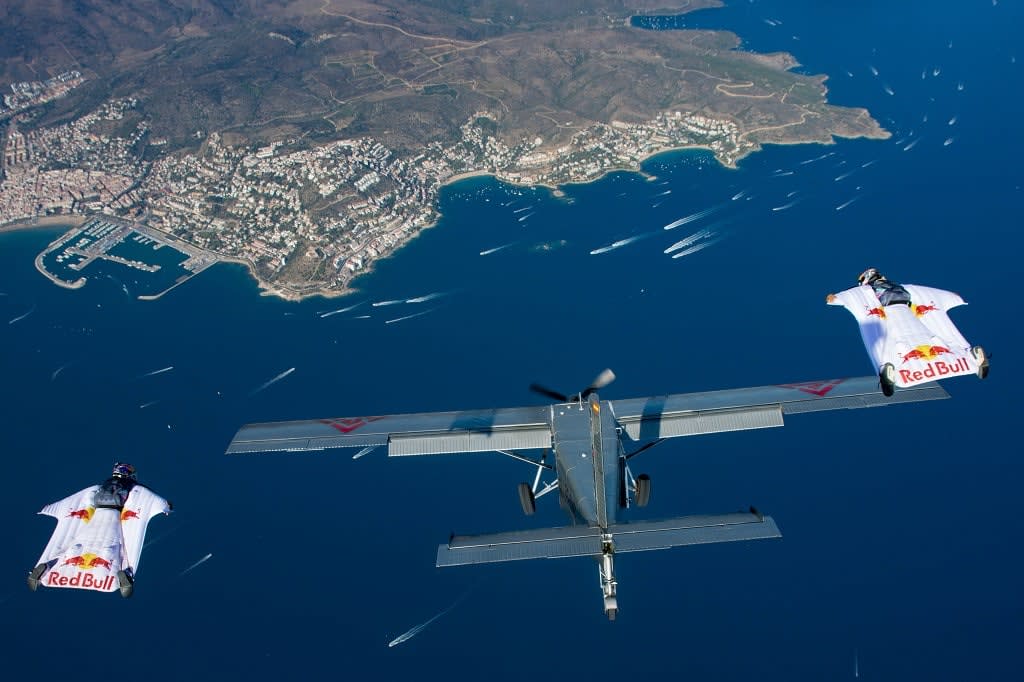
[608,376,948,441]
[226,405,553,455]
[227,376,947,455]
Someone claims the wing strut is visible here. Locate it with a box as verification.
[494,449,553,470]
[624,438,666,460]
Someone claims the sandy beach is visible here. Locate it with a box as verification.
[0,214,87,233]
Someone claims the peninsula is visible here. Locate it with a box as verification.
[1,0,888,300]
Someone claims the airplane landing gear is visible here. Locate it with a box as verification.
[517,482,536,516]
[599,536,618,621]
[634,474,651,507]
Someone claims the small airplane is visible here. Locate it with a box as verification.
[226,370,947,619]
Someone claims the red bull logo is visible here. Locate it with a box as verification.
[899,357,971,384]
[865,306,886,319]
[67,508,94,522]
[88,556,112,569]
[121,509,140,521]
[62,552,110,571]
[914,303,939,317]
[901,345,951,363]
[46,570,116,591]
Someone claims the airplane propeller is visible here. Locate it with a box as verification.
[530,368,616,402]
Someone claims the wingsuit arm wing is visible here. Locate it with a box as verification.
[120,485,171,575]
[35,486,100,566]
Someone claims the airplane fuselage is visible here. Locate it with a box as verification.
[551,393,623,529]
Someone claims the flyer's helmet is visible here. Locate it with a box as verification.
[858,268,882,286]
[112,463,137,480]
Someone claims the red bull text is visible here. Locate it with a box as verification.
[46,571,115,591]
[899,357,971,384]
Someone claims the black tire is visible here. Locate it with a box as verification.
[635,474,651,508]
[879,363,896,397]
[517,482,536,516]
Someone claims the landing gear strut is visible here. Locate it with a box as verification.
[599,534,617,621]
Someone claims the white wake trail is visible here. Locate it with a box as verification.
[589,233,651,255]
[388,587,475,648]
[663,203,723,230]
[250,367,296,395]
[8,304,36,325]
[386,308,436,325]
[352,446,378,460]
[480,243,514,256]
[51,363,70,382]
[318,302,362,318]
[405,292,447,304]
[671,238,722,259]
[178,553,213,577]
[664,228,714,254]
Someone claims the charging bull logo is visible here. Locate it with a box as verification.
[62,552,111,571]
[67,508,94,522]
[901,345,951,363]
[898,345,972,384]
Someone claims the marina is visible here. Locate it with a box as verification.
[34,216,219,299]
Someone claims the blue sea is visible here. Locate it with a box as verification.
[2,1,1021,679]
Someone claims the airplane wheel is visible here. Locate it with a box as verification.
[606,608,617,622]
[635,474,651,508]
[517,482,536,516]
[879,363,896,397]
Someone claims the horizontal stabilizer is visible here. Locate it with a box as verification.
[608,513,780,553]
[436,511,779,567]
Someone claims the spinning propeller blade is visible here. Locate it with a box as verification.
[579,368,616,400]
[529,369,615,402]
[529,383,568,402]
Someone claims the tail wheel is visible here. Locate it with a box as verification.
[634,474,652,507]
[517,482,536,516]
[879,363,896,397]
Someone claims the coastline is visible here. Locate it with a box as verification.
[4,125,883,305]
[0,214,87,233]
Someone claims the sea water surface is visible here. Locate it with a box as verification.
[2,1,1022,679]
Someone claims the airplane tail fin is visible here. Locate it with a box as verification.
[435,511,780,567]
